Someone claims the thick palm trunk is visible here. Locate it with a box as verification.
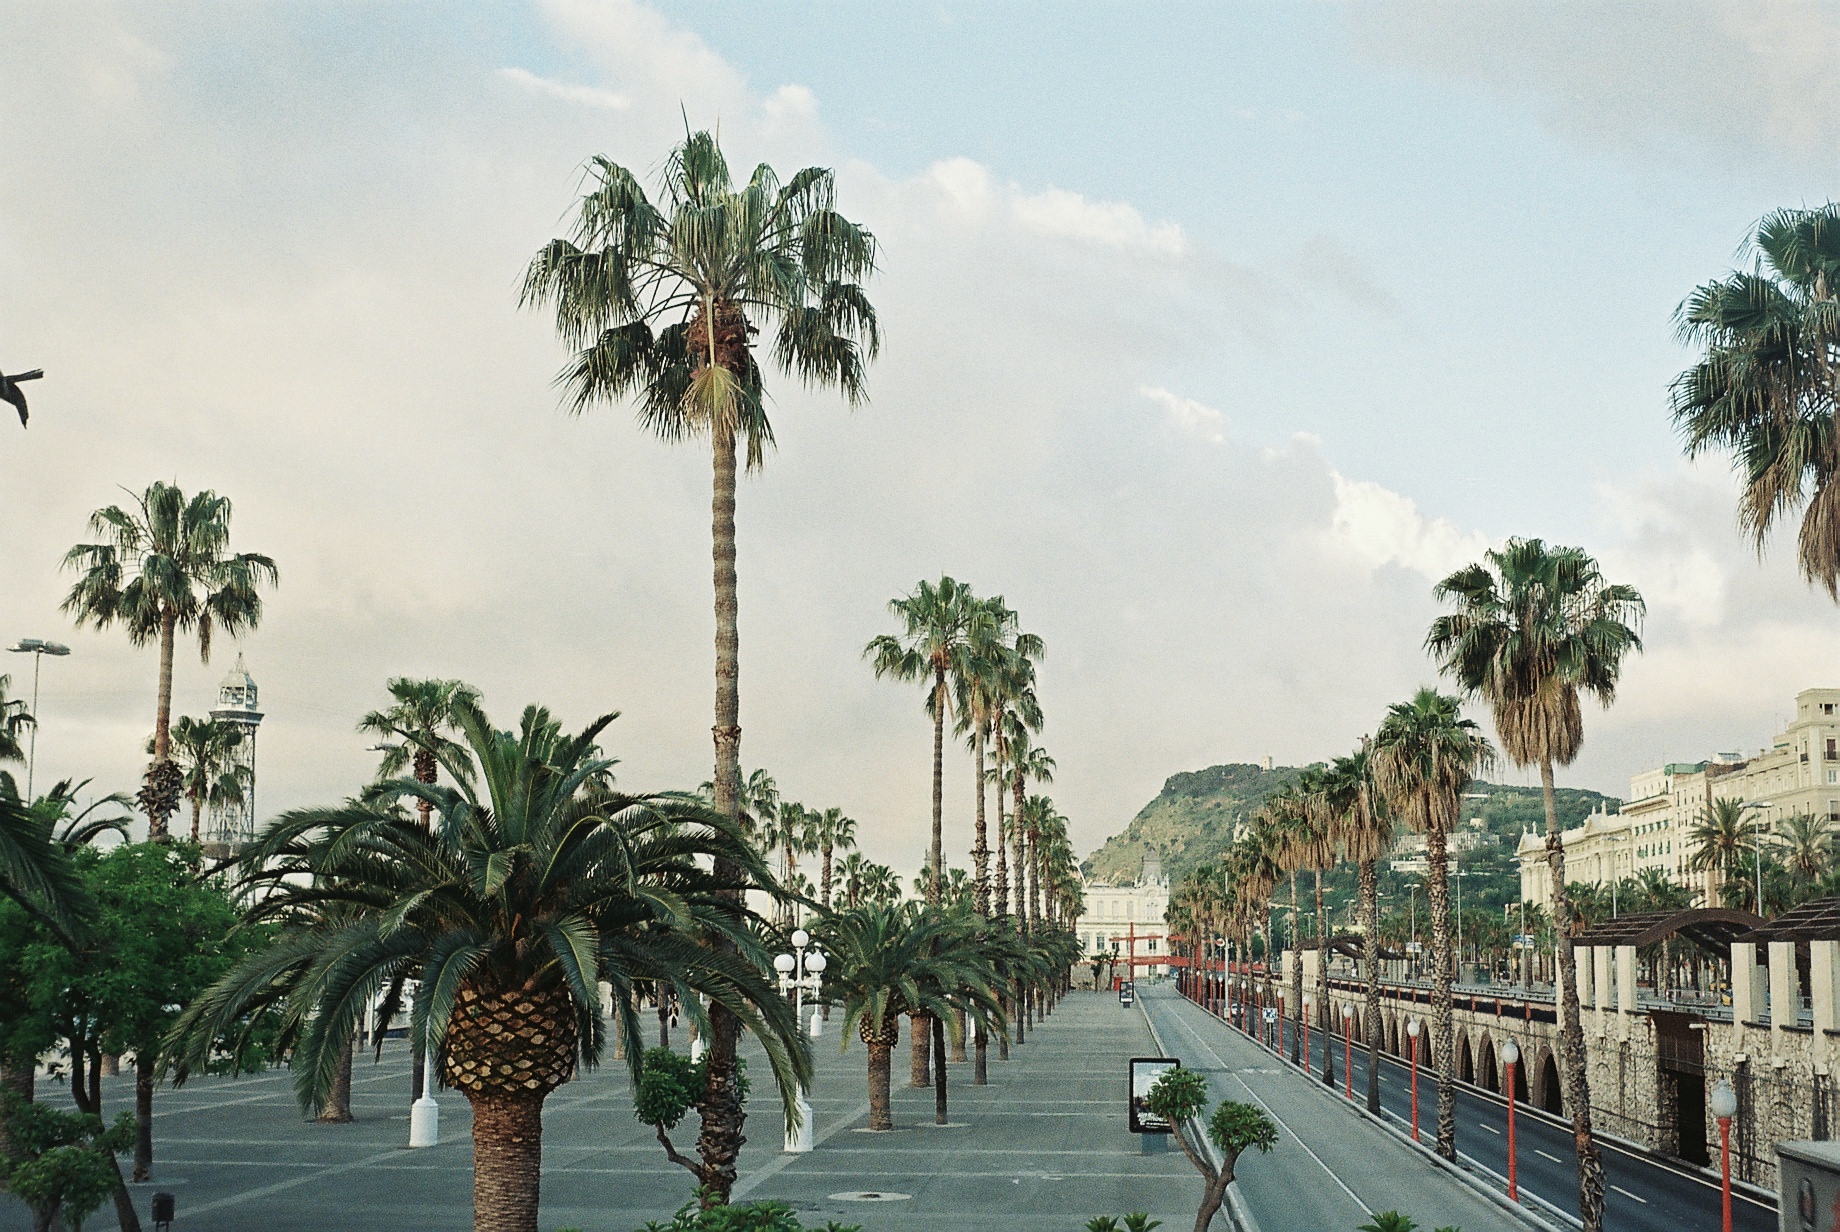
[147,607,179,842]
[469,1088,546,1232]
[189,795,203,844]
[1360,858,1382,1114]
[972,725,990,915]
[932,1014,948,1125]
[867,1040,893,1131]
[821,843,833,913]
[132,1051,155,1181]
[930,670,946,892]
[1316,870,1332,1086]
[973,1013,988,1083]
[318,1035,354,1123]
[1543,760,1605,1231]
[1428,820,1456,1161]
[699,423,748,1204]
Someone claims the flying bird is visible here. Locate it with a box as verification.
[1,368,42,427]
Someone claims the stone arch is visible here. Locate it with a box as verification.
[1478,1034,1499,1093]
[1457,1030,1474,1084]
[1537,1048,1563,1114]
[1385,1012,1399,1056]
[1505,1046,1529,1103]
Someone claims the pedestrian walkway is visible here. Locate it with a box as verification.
[1141,984,1540,1232]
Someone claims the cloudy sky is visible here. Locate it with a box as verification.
[5,1,1840,872]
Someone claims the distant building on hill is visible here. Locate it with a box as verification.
[1518,687,1840,908]
[1075,851,1170,979]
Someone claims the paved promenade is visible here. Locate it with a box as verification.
[1140,984,1538,1232]
[1,992,1203,1232]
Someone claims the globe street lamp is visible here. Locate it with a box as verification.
[1499,1038,1520,1202]
[1406,1018,1421,1141]
[777,928,826,1153]
[1711,1079,1738,1232]
[8,639,70,799]
[1340,1002,1354,1100]
[1302,995,1312,1077]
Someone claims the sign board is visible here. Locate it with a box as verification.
[1263,1007,1278,1024]
[1129,1056,1179,1134]
[1118,980,1135,1006]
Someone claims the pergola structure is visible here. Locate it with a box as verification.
[1296,932,1407,962]
[1572,908,1763,959]
[1734,897,1840,945]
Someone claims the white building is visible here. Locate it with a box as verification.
[1074,852,1170,975]
[206,655,263,851]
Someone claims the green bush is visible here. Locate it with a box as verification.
[556,1198,864,1231]
[0,1094,134,1232]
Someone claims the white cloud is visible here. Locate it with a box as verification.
[919,157,1186,254]
[1140,385,1227,443]
[1326,472,1492,581]
[498,67,630,111]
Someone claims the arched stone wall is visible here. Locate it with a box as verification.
[1538,1049,1562,1114]
[1478,1034,1499,1093]
[1457,1030,1474,1084]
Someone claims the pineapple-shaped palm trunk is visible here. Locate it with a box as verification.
[861,1011,900,1132]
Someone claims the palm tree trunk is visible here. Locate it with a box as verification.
[995,795,1009,918]
[318,1035,354,1123]
[1289,873,1302,1065]
[1316,869,1332,1086]
[930,668,946,894]
[1360,858,1382,1114]
[972,724,990,915]
[148,606,178,842]
[1428,818,1456,1161]
[469,1087,547,1232]
[821,842,833,913]
[911,1012,931,1087]
[132,1051,155,1181]
[973,1011,988,1083]
[1542,759,1605,1231]
[189,794,203,844]
[868,1039,893,1131]
[698,422,748,1205]
[932,1014,948,1125]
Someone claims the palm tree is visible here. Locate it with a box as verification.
[0,776,91,941]
[760,802,816,926]
[955,602,1042,917]
[0,675,30,764]
[1288,766,1342,1084]
[1671,204,1840,596]
[738,768,781,846]
[813,807,856,913]
[61,482,277,840]
[1688,797,1749,903]
[522,133,876,1190]
[1331,747,1393,1113]
[358,678,482,829]
[989,651,1044,922]
[1428,539,1641,1231]
[159,716,251,844]
[1775,811,1834,884]
[170,701,809,1232]
[1372,688,1494,1165]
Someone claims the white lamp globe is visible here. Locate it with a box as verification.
[1406,1018,1421,1038]
[1500,1039,1520,1067]
[774,953,796,975]
[805,951,827,973]
[1710,1081,1738,1120]
[1341,1003,1354,1021]
[1304,996,1313,1011]
[790,928,810,949]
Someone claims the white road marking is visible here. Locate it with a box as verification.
[1611,1185,1649,1204]
[1478,1123,1501,1135]
[1536,1149,1564,1163]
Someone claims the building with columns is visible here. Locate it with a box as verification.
[1520,687,1840,908]
[1075,852,1170,977]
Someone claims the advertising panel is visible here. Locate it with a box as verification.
[1129,1056,1179,1134]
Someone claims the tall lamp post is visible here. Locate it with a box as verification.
[775,928,826,1153]
[8,639,70,799]
[1741,802,1772,916]
[1500,1038,1520,1201]
[1302,995,1312,1077]
[1406,1018,1421,1141]
[408,1042,440,1148]
[1711,1079,1738,1232]
[1340,1002,1354,1100]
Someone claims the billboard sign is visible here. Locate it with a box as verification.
[1129,1056,1179,1134]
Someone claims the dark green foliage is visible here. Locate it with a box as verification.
[1143,1067,1209,1123]
[617,1198,862,1232]
[0,1094,134,1232]
[1206,1100,1278,1158]
[635,1048,707,1131]
[1087,1214,1161,1232]
[1354,1218,1459,1232]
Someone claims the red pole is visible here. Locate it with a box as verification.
[1506,1059,1519,1201]
[1409,1030,1419,1141]
[1719,1116,1733,1232]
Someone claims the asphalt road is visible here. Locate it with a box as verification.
[1173,985,1776,1232]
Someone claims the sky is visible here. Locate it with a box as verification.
[5,1,1840,875]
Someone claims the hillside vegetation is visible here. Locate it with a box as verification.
[1085,761,1619,889]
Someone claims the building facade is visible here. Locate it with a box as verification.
[1075,852,1170,976]
[1520,687,1840,908]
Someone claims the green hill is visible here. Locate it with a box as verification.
[1085,761,1619,889]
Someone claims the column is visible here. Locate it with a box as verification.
[1593,946,1613,1036]
[1732,941,1766,1026]
[1769,940,1797,1052]
[1576,943,1595,1009]
[1615,944,1637,1040]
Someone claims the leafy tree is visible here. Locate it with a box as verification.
[522,135,879,1200]
[1143,1067,1277,1232]
[61,482,277,840]
[170,701,810,1232]
[0,1094,134,1232]
[1428,539,1642,1232]
[1671,204,1840,596]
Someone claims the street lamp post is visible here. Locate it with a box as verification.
[1712,1080,1738,1232]
[1302,995,1312,1076]
[408,1048,440,1147]
[1406,1018,1421,1141]
[1500,1038,1520,1202]
[1340,1002,1354,1100]
[7,639,70,799]
[1742,802,1772,916]
[776,928,826,1153]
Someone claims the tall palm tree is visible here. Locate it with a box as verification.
[358,677,482,829]
[170,701,809,1232]
[1373,688,1494,1165]
[1288,766,1342,1084]
[813,807,856,913]
[738,768,781,847]
[955,602,1042,917]
[1688,797,1749,903]
[522,133,877,1191]
[1671,204,1840,596]
[159,716,251,844]
[1775,811,1834,885]
[0,675,30,765]
[1001,726,1054,926]
[1331,747,1393,1113]
[838,850,870,910]
[1428,539,1641,1231]
[989,656,1043,921]
[62,482,277,840]
[760,802,817,926]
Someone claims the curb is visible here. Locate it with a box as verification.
[1138,998,1261,1232]
[1147,992,1562,1232]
